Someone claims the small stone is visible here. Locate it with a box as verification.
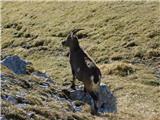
[28,112,35,118]
[40,83,49,89]
[31,71,53,82]
[6,96,17,104]
[16,103,28,109]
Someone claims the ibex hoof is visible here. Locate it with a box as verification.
[71,84,76,90]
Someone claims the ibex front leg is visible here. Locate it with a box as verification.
[71,67,76,90]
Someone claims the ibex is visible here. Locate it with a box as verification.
[62,29,101,115]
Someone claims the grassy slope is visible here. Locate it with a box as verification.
[1,1,160,120]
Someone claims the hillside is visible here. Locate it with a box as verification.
[1,1,160,120]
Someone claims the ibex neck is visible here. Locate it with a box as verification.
[70,43,81,52]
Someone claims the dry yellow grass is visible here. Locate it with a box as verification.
[1,1,160,120]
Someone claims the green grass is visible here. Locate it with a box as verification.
[1,1,160,120]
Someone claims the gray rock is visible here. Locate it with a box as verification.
[98,83,117,113]
[2,94,30,105]
[31,71,54,82]
[1,55,31,74]
[39,83,49,89]
[61,83,117,113]
[16,103,28,109]
[28,112,35,118]
[6,96,17,104]
[0,115,7,120]
[71,101,82,112]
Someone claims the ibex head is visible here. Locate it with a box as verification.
[62,29,83,48]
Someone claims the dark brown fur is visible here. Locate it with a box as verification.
[62,29,101,115]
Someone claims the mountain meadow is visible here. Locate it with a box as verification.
[1,1,160,120]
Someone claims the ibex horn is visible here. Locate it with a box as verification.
[70,29,84,37]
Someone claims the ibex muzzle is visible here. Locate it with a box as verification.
[61,40,68,46]
[62,29,101,115]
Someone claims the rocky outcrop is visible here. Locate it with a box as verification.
[1,55,116,119]
[61,83,117,113]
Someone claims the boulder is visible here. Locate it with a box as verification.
[1,55,54,83]
[98,83,117,113]
[61,83,117,113]
[1,55,31,74]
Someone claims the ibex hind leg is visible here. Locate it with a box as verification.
[71,81,76,90]
[89,91,98,101]
[89,91,100,115]
[71,71,76,90]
